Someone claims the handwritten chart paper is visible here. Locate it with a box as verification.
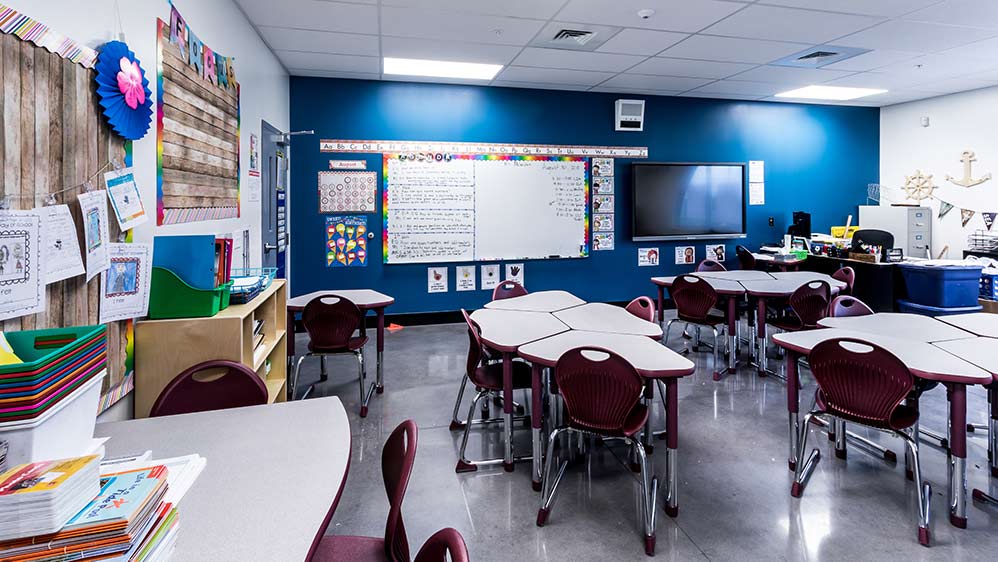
[0,210,45,321]
[43,205,85,284]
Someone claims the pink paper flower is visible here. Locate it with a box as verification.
[116,57,145,110]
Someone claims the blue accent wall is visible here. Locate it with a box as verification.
[289,78,879,314]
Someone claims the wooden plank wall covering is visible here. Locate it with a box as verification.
[0,32,130,410]
[156,14,240,225]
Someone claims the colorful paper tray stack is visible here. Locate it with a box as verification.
[0,326,107,424]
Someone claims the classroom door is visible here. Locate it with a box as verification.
[261,121,288,276]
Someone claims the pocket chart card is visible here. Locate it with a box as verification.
[43,205,85,284]
[78,190,110,282]
[100,243,153,323]
[0,210,45,321]
[319,171,377,213]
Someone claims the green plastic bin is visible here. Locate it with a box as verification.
[148,267,234,319]
[0,325,106,380]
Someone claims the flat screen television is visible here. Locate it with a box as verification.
[632,162,746,241]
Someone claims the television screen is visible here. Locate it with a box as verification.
[632,163,746,241]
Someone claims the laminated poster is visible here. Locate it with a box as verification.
[319,171,377,213]
[593,213,614,232]
[592,158,614,177]
[481,264,499,290]
[705,244,725,263]
[104,167,148,231]
[428,267,448,293]
[675,246,696,265]
[594,195,614,213]
[593,176,614,194]
[77,190,110,282]
[593,233,614,251]
[456,265,476,291]
[638,247,659,267]
[326,216,368,267]
[505,263,524,285]
[0,210,45,321]
[99,243,153,323]
[43,205,85,284]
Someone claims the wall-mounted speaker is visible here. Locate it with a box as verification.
[614,99,645,132]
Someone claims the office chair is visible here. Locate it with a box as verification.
[851,229,895,258]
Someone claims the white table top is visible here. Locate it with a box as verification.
[818,313,976,343]
[483,290,586,313]
[651,275,746,295]
[753,253,805,264]
[770,271,847,289]
[772,328,991,385]
[553,303,664,337]
[96,398,351,562]
[518,331,694,378]
[740,274,844,298]
[470,309,570,352]
[934,337,998,378]
[288,289,394,310]
[936,312,998,339]
[693,270,774,281]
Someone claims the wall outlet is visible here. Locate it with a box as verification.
[768,217,775,227]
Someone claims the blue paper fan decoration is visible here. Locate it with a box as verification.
[95,41,153,141]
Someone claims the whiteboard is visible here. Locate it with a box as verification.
[384,154,589,264]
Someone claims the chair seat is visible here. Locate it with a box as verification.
[769,315,804,332]
[816,390,919,431]
[570,403,649,438]
[470,360,533,391]
[311,535,385,562]
[309,335,369,354]
[678,312,726,326]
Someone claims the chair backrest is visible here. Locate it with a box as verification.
[831,266,855,294]
[696,259,727,272]
[735,245,756,270]
[491,281,527,301]
[382,420,418,562]
[670,275,720,322]
[851,229,895,254]
[788,280,831,328]
[555,347,644,434]
[150,360,268,417]
[460,309,486,378]
[302,295,363,349]
[830,295,873,318]
[413,528,470,562]
[625,296,656,322]
[809,338,914,428]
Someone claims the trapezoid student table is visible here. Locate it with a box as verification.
[772,328,991,529]
[818,312,977,343]
[287,289,395,395]
[936,312,998,339]
[96,397,351,561]
[483,290,586,313]
[469,308,570,472]
[517,331,695,515]
[553,303,663,338]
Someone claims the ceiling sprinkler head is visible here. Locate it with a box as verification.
[637,9,655,19]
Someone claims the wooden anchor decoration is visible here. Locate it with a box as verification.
[946,150,992,187]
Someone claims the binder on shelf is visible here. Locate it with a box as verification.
[152,235,218,291]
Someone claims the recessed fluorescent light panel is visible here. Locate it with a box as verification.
[775,85,887,101]
[383,57,502,80]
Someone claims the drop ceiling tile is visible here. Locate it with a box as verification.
[730,65,855,84]
[824,72,918,90]
[937,36,998,62]
[680,92,766,101]
[691,80,787,96]
[836,20,998,53]
[905,76,998,94]
[701,5,883,44]
[872,53,998,82]
[555,0,748,33]
[382,37,521,65]
[277,51,381,73]
[495,66,616,86]
[289,70,381,81]
[660,35,810,64]
[904,0,998,29]
[757,0,940,18]
[257,26,380,57]
[600,74,713,91]
[511,48,646,72]
[589,87,682,97]
[236,0,378,34]
[491,81,593,92]
[821,49,921,71]
[380,0,566,20]
[380,7,546,45]
[628,57,755,79]
[596,29,689,55]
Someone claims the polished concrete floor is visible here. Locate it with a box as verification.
[298,318,998,561]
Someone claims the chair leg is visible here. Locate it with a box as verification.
[899,430,932,546]
[291,355,307,401]
[319,355,328,381]
[537,427,570,526]
[834,419,847,459]
[456,390,490,473]
[710,327,721,380]
[358,349,375,418]
[792,413,821,497]
[663,319,678,348]
[631,437,658,556]
[450,373,470,431]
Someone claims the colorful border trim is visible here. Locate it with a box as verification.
[0,4,98,67]
[327,139,647,158]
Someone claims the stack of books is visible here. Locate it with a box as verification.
[0,455,101,542]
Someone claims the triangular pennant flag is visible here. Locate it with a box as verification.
[984,212,997,231]
[938,201,955,219]
[961,208,976,227]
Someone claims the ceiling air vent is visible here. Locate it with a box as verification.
[551,29,596,46]
[797,50,839,62]
[772,46,871,69]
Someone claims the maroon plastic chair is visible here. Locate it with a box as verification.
[665,275,725,378]
[412,528,469,562]
[150,360,267,417]
[696,259,727,272]
[293,295,373,417]
[791,338,931,546]
[537,347,658,556]
[453,309,533,473]
[626,297,660,341]
[770,281,832,333]
[735,245,756,270]
[491,280,527,301]
[832,266,856,295]
[830,295,873,318]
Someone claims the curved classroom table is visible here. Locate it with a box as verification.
[518,331,695,515]
[287,290,395,393]
[818,312,977,343]
[483,290,585,313]
[773,328,991,530]
[936,312,998,339]
[96,397,351,561]
[553,303,663,338]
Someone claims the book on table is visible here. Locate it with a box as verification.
[0,455,101,542]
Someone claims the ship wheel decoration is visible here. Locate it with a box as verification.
[902,170,936,201]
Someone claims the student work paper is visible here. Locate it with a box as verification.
[505,263,524,285]
[78,190,111,282]
[456,265,476,291]
[99,243,153,323]
[43,205,85,284]
[0,210,46,321]
[428,267,448,293]
[481,264,499,290]
[105,168,148,231]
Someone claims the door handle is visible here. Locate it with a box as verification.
[264,243,278,252]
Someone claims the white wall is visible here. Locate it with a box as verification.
[7,0,289,265]
[881,87,998,258]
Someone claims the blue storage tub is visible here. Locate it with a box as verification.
[897,299,983,317]
[898,262,983,308]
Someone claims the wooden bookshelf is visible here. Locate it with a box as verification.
[134,280,289,418]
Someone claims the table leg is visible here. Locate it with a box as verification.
[376,308,385,393]
[502,351,514,472]
[787,349,800,472]
[531,363,544,491]
[717,295,738,381]
[756,297,769,375]
[287,310,296,358]
[664,378,679,518]
[657,286,665,327]
[642,380,654,453]
[948,383,968,528]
